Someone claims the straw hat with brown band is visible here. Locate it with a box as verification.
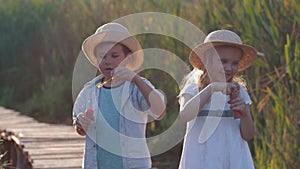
[82,22,144,71]
[189,30,258,72]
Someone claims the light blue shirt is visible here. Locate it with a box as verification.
[97,85,123,168]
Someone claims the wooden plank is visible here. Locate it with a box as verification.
[0,123,50,129]
[32,158,82,169]
[23,140,84,148]
[20,137,83,143]
[23,148,84,156]
[10,126,76,133]
[29,153,83,159]
[0,113,35,120]
[0,108,20,116]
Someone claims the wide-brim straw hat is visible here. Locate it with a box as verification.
[82,22,143,71]
[189,30,257,72]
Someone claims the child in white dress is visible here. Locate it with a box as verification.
[178,30,257,169]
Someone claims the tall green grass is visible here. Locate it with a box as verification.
[0,0,299,168]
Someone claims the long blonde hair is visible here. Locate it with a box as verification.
[179,68,203,90]
[180,68,247,90]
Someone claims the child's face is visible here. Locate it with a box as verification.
[205,46,242,82]
[95,43,130,78]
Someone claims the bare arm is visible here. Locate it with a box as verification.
[240,106,255,141]
[132,75,166,119]
[229,96,255,141]
[112,67,166,119]
[179,84,213,122]
[180,82,241,122]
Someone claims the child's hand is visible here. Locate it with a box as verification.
[226,82,239,95]
[229,92,240,118]
[112,67,137,84]
[228,94,247,119]
[86,108,94,120]
[211,82,239,94]
[76,109,94,133]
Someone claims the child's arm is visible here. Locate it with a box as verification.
[113,67,166,119]
[132,75,166,119]
[229,96,255,141]
[180,82,239,122]
[179,84,213,122]
[240,106,255,141]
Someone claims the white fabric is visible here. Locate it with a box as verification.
[179,83,255,169]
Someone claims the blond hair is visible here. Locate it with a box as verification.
[180,68,247,90]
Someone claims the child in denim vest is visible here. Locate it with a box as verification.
[73,23,165,169]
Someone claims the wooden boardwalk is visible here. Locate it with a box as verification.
[0,106,85,169]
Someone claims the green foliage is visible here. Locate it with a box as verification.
[17,75,73,124]
[253,32,299,169]
[0,0,299,168]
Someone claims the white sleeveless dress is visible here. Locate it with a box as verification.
[178,83,255,169]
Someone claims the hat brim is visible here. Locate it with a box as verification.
[82,30,143,71]
[189,41,257,71]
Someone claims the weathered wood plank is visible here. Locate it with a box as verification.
[29,153,83,159]
[32,158,82,169]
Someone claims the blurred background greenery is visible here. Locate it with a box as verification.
[0,0,299,168]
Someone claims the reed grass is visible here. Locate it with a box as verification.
[0,0,299,168]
